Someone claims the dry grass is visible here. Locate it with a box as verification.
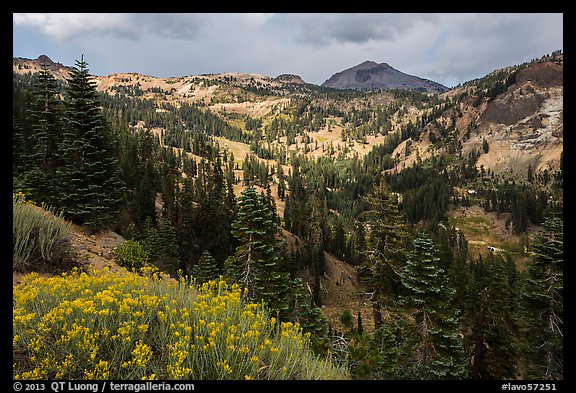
[210,98,290,118]
[12,193,76,274]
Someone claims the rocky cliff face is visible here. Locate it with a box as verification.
[452,59,563,178]
[321,60,448,93]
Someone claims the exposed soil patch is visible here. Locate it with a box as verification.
[13,225,126,286]
[480,83,546,126]
[516,62,563,88]
[281,230,374,333]
[68,224,126,273]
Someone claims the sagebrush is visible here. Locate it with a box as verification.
[12,192,76,272]
[13,268,348,380]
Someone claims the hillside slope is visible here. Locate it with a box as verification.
[13,218,371,334]
[13,53,562,181]
[281,229,374,333]
[453,59,562,178]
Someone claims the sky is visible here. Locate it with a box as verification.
[13,13,563,88]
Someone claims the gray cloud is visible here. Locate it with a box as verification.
[137,14,208,40]
[13,13,208,41]
[414,13,564,86]
[14,13,138,40]
[277,13,440,46]
[13,13,563,88]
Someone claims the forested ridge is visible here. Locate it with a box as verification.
[13,52,563,380]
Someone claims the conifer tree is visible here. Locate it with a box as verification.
[400,231,467,379]
[290,277,327,338]
[468,252,519,379]
[332,218,346,259]
[307,192,328,306]
[133,130,160,227]
[176,176,196,265]
[357,311,363,335]
[141,217,160,262]
[13,115,29,191]
[276,161,286,201]
[349,221,366,266]
[368,315,407,379]
[57,56,126,228]
[25,64,64,206]
[155,218,181,275]
[264,182,278,221]
[359,181,410,329]
[125,222,139,241]
[192,250,219,284]
[13,76,34,186]
[225,185,291,319]
[159,151,178,222]
[194,156,236,266]
[521,216,563,379]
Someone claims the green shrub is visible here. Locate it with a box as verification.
[114,240,149,271]
[13,269,348,380]
[340,309,354,330]
[13,192,76,272]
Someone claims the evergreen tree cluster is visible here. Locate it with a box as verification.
[349,206,563,380]
[14,57,126,229]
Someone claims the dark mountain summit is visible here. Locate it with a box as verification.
[274,74,307,85]
[321,60,448,93]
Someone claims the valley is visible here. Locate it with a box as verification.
[12,49,563,380]
[13,50,563,320]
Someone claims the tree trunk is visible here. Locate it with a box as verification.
[372,299,382,330]
[471,289,488,379]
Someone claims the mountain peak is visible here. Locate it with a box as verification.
[274,73,307,85]
[322,60,447,93]
[37,54,55,66]
[13,55,72,81]
[358,60,378,67]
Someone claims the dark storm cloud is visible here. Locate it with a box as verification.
[13,13,208,41]
[137,14,208,40]
[277,13,440,45]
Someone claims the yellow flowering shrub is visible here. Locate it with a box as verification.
[13,268,347,380]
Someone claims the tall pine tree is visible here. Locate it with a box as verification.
[225,185,291,319]
[359,181,410,329]
[133,130,160,228]
[521,216,563,379]
[57,56,126,228]
[25,64,64,206]
[400,231,467,379]
[468,252,519,379]
[307,192,328,306]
